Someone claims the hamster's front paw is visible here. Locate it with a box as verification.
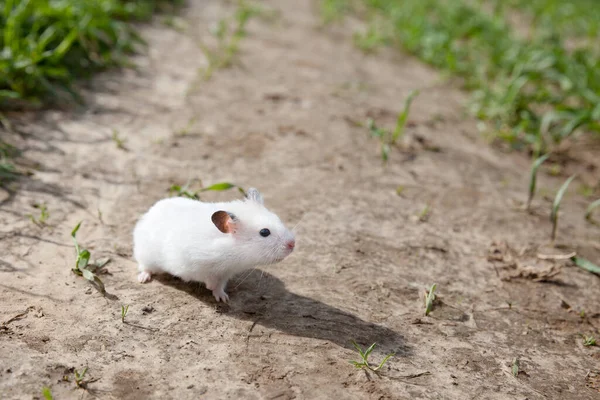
[212,288,229,303]
[138,271,152,283]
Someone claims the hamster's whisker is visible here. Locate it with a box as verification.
[258,269,264,287]
[233,267,258,289]
[291,215,305,233]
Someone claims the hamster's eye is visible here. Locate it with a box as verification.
[259,228,271,237]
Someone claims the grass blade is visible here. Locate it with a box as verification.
[375,353,394,371]
[363,343,377,358]
[351,340,365,358]
[42,387,53,400]
[71,221,82,238]
[201,182,236,192]
[550,175,576,242]
[425,283,437,316]
[392,90,419,143]
[585,199,600,220]
[526,153,550,210]
[571,256,600,276]
[512,358,519,377]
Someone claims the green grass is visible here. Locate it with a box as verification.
[582,335,596,347]
[191,0,264,84]
[321,0,600,153]
[0,0,181,109]
[73,367,88,388]
[550,174,576,242]
[28,202,48,226]
[41,387,53,400]
[512,357,520,377]
[169,180,246,200]
[349,341,394,372]
[365,90,419,162]
[585,199,600,221]
[111,129,127,150]
[121,304,129,322]
[71,222,111,294]
[526,153,550,210]
[0,136,19,183]
[424,283,437,316]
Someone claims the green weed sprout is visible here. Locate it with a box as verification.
[112,129,127,150]
[582,335,597,347]
[425,283,437,316]
[392,90,419,144]
[28,203,49,226]
[349,341,394,372]
[550,175,576,242]
[585,199,600,221]
[42,387,53,400]
[511,357,519,377]
[121,305,130,323]
[571,256,600,276]
[170,181,246,200]
[526,153,550,211]
[71,222,111,294]
[195,1,262,81]
[366,90,419,162]
[74,367,88,388]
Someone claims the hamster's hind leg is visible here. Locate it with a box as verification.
[137,264,153,283]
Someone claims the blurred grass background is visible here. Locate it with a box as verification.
[322,0,600,154]
[0,0,598,157]
[0,0,180,109]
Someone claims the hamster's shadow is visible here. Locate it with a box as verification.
[155,270,410,357]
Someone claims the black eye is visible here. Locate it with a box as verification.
[259,228,270,237]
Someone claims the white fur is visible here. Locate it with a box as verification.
[133,188,295,302]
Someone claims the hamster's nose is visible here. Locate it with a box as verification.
[286,240,295,250]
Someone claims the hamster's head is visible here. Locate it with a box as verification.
[211,188,296,266]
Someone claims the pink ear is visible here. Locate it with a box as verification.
[211,211,236,234]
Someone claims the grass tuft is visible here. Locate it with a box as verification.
[582,335,597,347]
[192,0,263,83]
[74,367,88,388]
[0,0,182,109]
[512,357,520,377]
[322,0,600,152]
[349,341,394,372]
[28,203,49,226]
[121,304,129,323]
[366,90,419,162]
[111,129,127,150]
[71,222,111,294]
[41,387,53,400]
[169,180,246,200]
[424,283,437,316]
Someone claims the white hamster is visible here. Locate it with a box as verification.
[133,188,296,302]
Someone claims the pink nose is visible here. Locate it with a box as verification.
[286,240,295,250]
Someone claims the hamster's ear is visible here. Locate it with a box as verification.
[212,211,237,234]
[245,188,264,205]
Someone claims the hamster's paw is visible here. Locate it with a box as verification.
[212,288,229,303]
[138,271,152,283]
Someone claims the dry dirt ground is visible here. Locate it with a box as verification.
[1,1,600,399]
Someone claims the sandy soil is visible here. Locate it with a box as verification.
[1,1,599,399]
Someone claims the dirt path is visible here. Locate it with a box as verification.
[1,1,599,399]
